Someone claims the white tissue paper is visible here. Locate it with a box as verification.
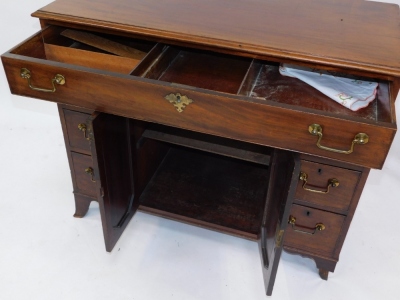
[279,64,378,111]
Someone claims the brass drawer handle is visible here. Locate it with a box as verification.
[288,216,326,235]
[299,171,339,194]
[20,68,65,93]
[85,167,96,182]
[78,123,90,140]
[308,124,369,154]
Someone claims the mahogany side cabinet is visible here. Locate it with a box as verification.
[2,0,400,296]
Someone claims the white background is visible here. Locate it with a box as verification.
[0,1,399,299]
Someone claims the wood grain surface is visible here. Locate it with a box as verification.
[45,44,140,73]
[284,204,345,257]
[294,160,361,213]
[32,0,400,76]
[70,152,97,197]
[63,109,91,153]
[2,51,396,169]
[61,29,147,59]
[139,147,269,237]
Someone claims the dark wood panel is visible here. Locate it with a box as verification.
[139,147,269,236]
[138,205,258,241]
[295,160,361,212]
[284,204,345,257]
[33,0,400,76]
[70,152,97,197]
[156,48,251,94]
[258,150,300,296]
[142,125,271,165]
[130,120,170,201]
[89,113,138,252]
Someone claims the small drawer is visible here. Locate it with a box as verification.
[284,204,345,257]
[295,161,361,212]
[64,109,91,153]
[71,152,97,198]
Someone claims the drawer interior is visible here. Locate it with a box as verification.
[131,45,252,94]
[11,26,156,74]
[9,25,393,124]
[132,44,393,123]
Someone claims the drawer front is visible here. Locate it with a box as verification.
[295,161,361,212]
[284,204,345,257]
[2,32,396,169]
[64,109,91,152]
[71,152,97,198]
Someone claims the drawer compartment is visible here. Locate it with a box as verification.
[2,26,396,169]
[295,160,361,212]
[63,109,91,153]
[131,46,251,94]
[71,152,97,197]
[42,26,154,73]
[283,204,345,257]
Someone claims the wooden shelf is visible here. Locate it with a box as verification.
[141,125,271,166]
[139,146,269,239]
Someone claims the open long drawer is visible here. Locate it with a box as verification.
[2,26,396,169]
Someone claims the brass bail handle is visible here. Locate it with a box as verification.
[299,172,339,194]
[85,167,96,182]
[78,123,90,140]
[308,124,369,154]
[20,68,65,93]
[288,216,326,235]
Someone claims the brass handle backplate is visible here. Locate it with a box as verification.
[299,171,339,194]
[308,124,368,154]
[78,123,90,140]
[85,167,96,182]
[20,68,65,93]
[288,216,325,235]
[165,93,193,112]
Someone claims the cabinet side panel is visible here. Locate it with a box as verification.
[258,150,300,296]
[89,113,138,252]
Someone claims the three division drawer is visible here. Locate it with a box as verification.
[2,25,396,169]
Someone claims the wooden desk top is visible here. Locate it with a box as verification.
[33,0,400,76]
